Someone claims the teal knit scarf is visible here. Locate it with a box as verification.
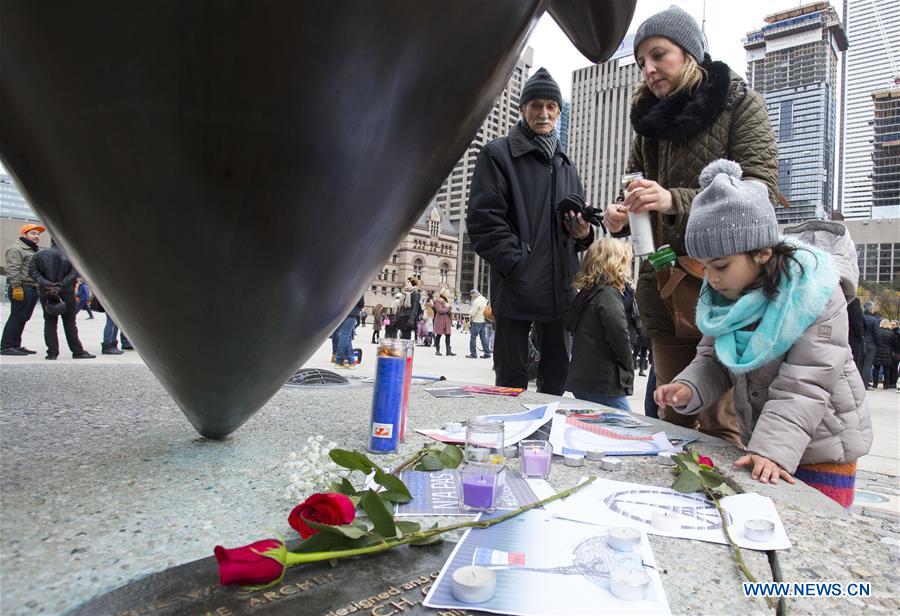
[695,238,840,374]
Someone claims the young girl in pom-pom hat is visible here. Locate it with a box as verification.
[654,159,872,507]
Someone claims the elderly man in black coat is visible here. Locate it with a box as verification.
[467,68,593,395]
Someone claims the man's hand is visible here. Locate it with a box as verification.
[10,286,24,302]
[653,382,693,409]
[602,203,628,233]
[563,211,591,241]
[623,178,675,215]
[735,454,796,485]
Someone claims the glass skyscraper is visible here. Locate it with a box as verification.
[744,2,847,224]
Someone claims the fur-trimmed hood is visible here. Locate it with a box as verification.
[630,60,744,142]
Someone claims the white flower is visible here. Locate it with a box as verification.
[283,435,349,502]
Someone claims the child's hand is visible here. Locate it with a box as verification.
[735,454,796,485]
[653,383,693,408]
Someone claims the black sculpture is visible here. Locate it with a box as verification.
[0,0,635,438]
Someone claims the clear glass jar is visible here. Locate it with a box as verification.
[464,417,505,465]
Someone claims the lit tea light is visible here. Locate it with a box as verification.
[609,567,650,601]
[744,519,775,542]
[656,451,677,466]
[563,453,585,467]
[606,527,641,552]
[600,457,622,471]
[650,510,679,532]
[443,421,463,432]
[451,565,496,604]
[585,450,605,461]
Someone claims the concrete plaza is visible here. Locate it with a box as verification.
[2,304,898,480]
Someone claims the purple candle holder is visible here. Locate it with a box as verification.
[519,440,552,479]
[458,464,504,513]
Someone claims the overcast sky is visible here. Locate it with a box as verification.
[528,0,843,98]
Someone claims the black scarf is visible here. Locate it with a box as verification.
[630,60,736,142]
[19,236,39,251]
[517,119,559,161]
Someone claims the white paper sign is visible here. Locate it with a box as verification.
[548,413,674,456]
[546,477,791,551]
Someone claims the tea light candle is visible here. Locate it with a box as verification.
[502,445,519,458]
[563,453,585,467]
[744,519,775,542]
[443,421,463,432]
[585,450,605,461]
[600,457,622,471]
[451,565,496,604]
[609,567,650,601]
[656,451,677,466]
[650,510,679,531]
[607,527,641,552]
[467,447,489,463]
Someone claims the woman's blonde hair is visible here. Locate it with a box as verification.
[632,51,707,106]
[572,238,633,292]
[880,318,892,329]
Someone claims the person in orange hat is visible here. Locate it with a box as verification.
[1,223,45,355]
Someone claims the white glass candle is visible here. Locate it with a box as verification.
[607,527,641,552]
[451,565,496,604]
[651,510,679,531]
[744,519,775,542]
[600,457,622,471]
[610,567,650,601]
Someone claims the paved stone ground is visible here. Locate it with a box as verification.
[1,304,898,615]
[3,302,898,480]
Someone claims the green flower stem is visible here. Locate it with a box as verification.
[284,476,596,568]
[390,448,429,476]
[706,487,777,611]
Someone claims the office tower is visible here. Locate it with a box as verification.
[0,173,35,221]
[745,2,847,224]
[839,0,900,219]
[433,48,533,296]
[559,99,571,153]
[870,84,900,218]
[569,34,641,210]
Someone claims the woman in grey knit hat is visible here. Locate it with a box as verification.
[602,5,778,445]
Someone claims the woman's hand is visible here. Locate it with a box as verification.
[653,383,693,408]
[623,179,675,215]
[603,203,628,233]
[734,454,796,485]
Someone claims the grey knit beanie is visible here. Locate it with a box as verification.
[520,67,562,109]
[633,5,707,63]
[685,160,778,259]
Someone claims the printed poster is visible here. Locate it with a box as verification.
[424,508,671,616]
[548,413,673,456]
[417,403,557,445]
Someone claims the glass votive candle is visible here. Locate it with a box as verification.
[458,463,505,513]
[519,440,552,479]
[465,417,505,465]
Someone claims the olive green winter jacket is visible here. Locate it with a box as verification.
[619,61,778,337]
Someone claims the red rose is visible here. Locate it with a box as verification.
[288,492,356,539]
[698,455,714,468]
[214,539,285,586]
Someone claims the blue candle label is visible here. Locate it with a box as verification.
[372,423,394,438]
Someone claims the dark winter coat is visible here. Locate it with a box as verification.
[873,326,894,366]
[467,122,591,322]
[863,312,881,345]
[28,244,78,296]
[846,297,865,368]
[617,60,778,337]
[563,283,634,396]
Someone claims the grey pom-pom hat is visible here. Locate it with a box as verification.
[685,159,778,259]
[633,5,707,63]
